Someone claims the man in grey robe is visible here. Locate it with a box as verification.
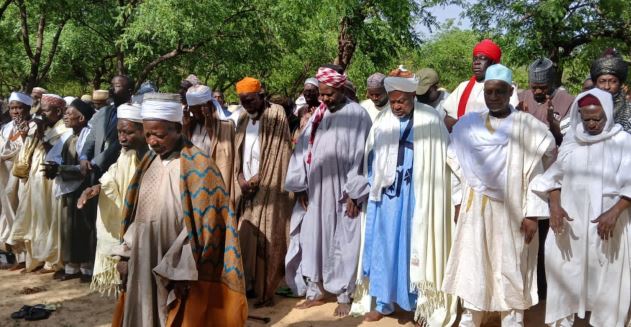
[285,64,372,317]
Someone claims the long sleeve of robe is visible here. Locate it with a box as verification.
[288,100,372,297]
[91,149,140,295]
[442,111,554,312]
[531,130,631,327]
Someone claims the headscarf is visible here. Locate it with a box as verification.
[235,77,262,94]
[117,103,142,123]
[384,65,418,93]
[69,99,95,121]
[9,92,32,106]
[141,93,182,123]
[528,58,555,84]
[316,67,346,88]
[41,94,66,108]
[570,88,621,143]
[473,39,502,63]
[186,85,213,106]
[366,73,386,89]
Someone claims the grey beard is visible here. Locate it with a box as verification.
[247,111,260,120]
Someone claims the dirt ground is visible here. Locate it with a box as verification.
[0,269,590,327]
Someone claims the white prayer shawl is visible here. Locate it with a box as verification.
[443,110,554,311]
[352,102,456,326]
[531,89,631,327]
[451,109,515,201]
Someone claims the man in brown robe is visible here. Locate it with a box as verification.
[232,77,294,307]
[184,84,235,193]
[112,93,247,327]
[517,58,574,146]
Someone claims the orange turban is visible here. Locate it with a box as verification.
[236,77,262,94]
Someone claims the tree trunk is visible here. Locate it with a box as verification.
[334,16,356,71]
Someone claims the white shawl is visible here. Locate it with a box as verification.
[352,102,456,326]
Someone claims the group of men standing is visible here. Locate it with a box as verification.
[0,37,630,327]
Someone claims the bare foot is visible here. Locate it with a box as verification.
[363,310,385,322]
[296,299,326,309]
[334,303,351,317]
[415,316,428,327]
[254,298,274,308]
[8,262,25,271]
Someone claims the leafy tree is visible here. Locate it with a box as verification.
[466,0,631,89]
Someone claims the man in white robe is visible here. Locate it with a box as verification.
[8,94,70,273]
[0,92,32,268]
[442,64,555,326]
[441,39,519,131]
[531,88,631,327]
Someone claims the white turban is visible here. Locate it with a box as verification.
[64,96,76,107]
[117,103,143,123]
[186,85,213,106]
[9,92,33,106]
[141,93,182,123]
[384,66,418,93]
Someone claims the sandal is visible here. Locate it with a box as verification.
[10,305,32,319]
[25,306,52,321]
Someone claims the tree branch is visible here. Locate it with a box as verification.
[34,14,46,62]
[38,20,67,81]
[16,0,34,61]
[0,0,12,20]
[135,42,202,90]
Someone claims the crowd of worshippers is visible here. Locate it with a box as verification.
[0,38,630,327]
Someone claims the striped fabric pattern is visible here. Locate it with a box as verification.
[122,141,245,294]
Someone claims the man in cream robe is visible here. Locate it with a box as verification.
[0,93,32,266]
[531,89,631,327]
[442,64,555,326]
[232,77,294,307]
[75,103,147,294]
[185,84,235,192]
[112,93,247,327]
[8,94,69,272]
[352,67,456,326]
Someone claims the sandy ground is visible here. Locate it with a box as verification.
[0,269,591,327]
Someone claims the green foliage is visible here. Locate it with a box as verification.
[466,0,631,93]
[0,0,449,101]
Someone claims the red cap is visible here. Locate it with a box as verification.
[577,94,601,108]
